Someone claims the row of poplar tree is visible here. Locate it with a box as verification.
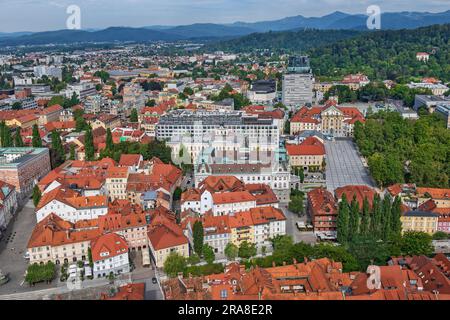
[336,193,403,244]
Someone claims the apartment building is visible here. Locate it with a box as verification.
[147,212,189,268]
[307,188,337,239]
[27,213,99,265]
[91,233,130,278]
[35,187,108,223]
[286,136,325,171]
[401,211,439,234]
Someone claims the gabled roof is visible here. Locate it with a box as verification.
[147,214,188,251]
[212,191,256,205]
[27,213,100,248]
[119,154,142,167]
[286,137,325,156]
[90,233,128,262]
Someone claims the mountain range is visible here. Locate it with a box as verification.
[1,10,450,46]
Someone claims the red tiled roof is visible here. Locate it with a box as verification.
[147,214,188,251]
[212,191,256,205]
[335,185,377,210]
[286,137,325,156]
[119,154,142,167]
[91,233,128,262]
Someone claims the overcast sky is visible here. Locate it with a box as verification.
[1,0,449,32]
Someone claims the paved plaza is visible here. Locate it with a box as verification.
[325,139,375,192]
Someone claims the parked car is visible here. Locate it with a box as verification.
[152,277,157,284]
[23,252,30,260]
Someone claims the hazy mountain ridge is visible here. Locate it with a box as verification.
[1,10,449,46]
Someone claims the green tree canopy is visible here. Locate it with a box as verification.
[163,252,187,278]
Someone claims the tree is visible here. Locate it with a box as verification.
[336,194,350,244]
[288,193,304,215]
[187,253,201,265]
[193,221,204,256]
[432,231,449,240]
[146,99,156,107]
[51,130,65,160]
[202,244,215,264]
[84,126,95,161]
[105,128,114,152]
[183,87,194,96]
[87,247,94,268]
[173,187,182,202]
[31,124,42,148]
[390,196,403,239]
[400,231,434,256]
[359,197,370,237]
[348,195,361,242]
[163,252,187,278]
[74,109,88,132]
[283,119,290,135]
[14,127,24,147]
[48,96,65,107]
[1,122,12,147]
[371,194,382,239]
[381,194,392,240]
[12,101,22,110]
[32,185,42,207]
[69,144,76,160]
[224,243,238,261]
[94,70,110,83]
[25,262,56,286]
[238,241,257,259]
[130,108,138,122]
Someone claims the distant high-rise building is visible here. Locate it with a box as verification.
[282,56,313,108]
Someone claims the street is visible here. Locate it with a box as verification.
[0,199,42,295]
[280,205,316,244]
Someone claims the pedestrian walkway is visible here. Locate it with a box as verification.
[325,139,375,192]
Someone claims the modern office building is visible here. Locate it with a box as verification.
[282,56,314,108]
[0,148,51,197]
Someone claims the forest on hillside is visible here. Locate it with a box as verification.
[206,24,450,82]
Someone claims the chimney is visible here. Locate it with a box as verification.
[272,261,276,268]
[304,257,308,264]
[282,261,286,266]
[293,258,297,264]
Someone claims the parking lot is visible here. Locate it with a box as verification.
[325,139,375,192]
